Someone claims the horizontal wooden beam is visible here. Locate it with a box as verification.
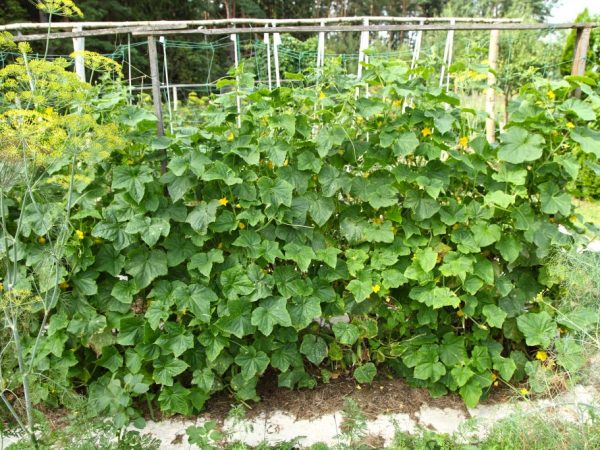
[0,16,524,32]
[134,22,600,37]
[11,25,188,42]
[8,21,597,42]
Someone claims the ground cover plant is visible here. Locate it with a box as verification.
[1,26,600,448]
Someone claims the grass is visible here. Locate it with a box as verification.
[574,198,600,228]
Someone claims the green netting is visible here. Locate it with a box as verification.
[0,29,576,96]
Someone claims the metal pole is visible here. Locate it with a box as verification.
[445,19,455,90]
[273,22,281,87]
[356,18,369,99]
[439,24,452,87]
[72,26,85,81]
[410,20,424,72]
[317,20,325,72]
[160,36,174,134]
[486,29,500,143]
[231,33,242,127]
[264,25,272,89]
[127,33,132,104]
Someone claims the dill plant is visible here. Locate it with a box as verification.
[0,26,124,448]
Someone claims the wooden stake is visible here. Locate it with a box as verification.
[486,29,500,144]
[571,26,592,76]
[571,26,592,98]
[147,36,166,173]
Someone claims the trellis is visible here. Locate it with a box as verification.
[2,17,598,145]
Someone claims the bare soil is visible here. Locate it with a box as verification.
[203,370,470,422]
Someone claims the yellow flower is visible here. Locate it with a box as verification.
[547,90,555,100]
[566,122,575,129]
[319,91,326,100]
[75,230,84,240]
[456,309,465,318]
[59,281,69,290]
[268,160,274,170]
[371,216,383,225]
[227,131,235,141]
[235,203,241,209]
[491,373,497,381]
[0,283,3,292]
[372,284,381,294]
[38,236,47,245]
[535,350,548,362]
[392,99,402,108]
[458,136,469,148]
[70,50,122,77]
[283,159,289,166]
[519,388,529,396]
[356,116,364,125]
[36,0,84,18]
[238,222,246,230]
[218,197,229,206]
[421,127,433,137]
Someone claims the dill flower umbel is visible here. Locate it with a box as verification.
[0,32,16,51]
[0,109,66,166]
[35,0,83,18]
[69,51,123,78]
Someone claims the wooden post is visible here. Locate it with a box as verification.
[148,36,164,136]
[486,29,500,144]
[571,26,591,98]
[147,36,166,173]
[72,26,85,82]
